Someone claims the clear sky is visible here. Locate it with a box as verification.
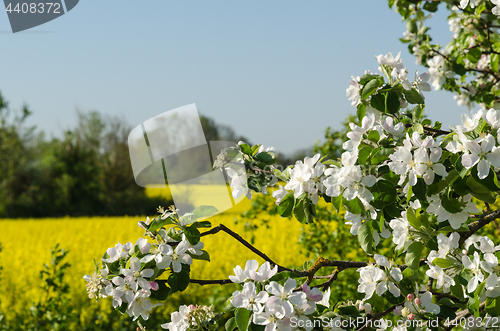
[0,1,475,155]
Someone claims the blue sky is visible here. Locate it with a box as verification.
[0,1,473,154]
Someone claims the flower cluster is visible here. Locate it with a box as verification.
[84,207,210,321]
[357,254,403,300]
[86,45,500,330]
[228,260,330,331]
[161,304,217,331]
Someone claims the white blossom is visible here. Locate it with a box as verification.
[462,133,500,179]
[427,232,460,263]
[127,289,163,321]
[346,76,362,107]
[357,264,385,300]
[161,305,190,331]
[231,282,269,313]
[252,296,287,331]
[493,0,500,16]
[265,279,307,315]
[425,263,455,291]
[462,252,485,293]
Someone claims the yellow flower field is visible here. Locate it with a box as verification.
[0,185,313,326]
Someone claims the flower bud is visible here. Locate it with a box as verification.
[401,307,411,318]
[407,293,414,301]
[462,249,468,255]
[149,281,159,291]
[414,298,421,305]
[393,306,403,316]
[189,304,196,310]
[407,313,415,320]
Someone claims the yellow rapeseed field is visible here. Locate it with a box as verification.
[0,185,314,326]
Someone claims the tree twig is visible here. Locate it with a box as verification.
[357,305,398,331]
[459,208,500,245]
[201,224,293,273]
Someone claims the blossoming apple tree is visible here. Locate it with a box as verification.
[85,1,500,330]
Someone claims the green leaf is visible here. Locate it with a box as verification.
[369,180,397,209]
[370,94,385,112]
[437,297,462,308]
[404,88,425,104]
[405,241,423,270]
[293,196,315,224]
[149,216,175,232]
[475,281,486,307]
[437,305,456,320]
[294,197,306,223]
[255,152,275,165]
[475,3,486,15]
[190,221,212,229]
[357,103,366,122]
[466,48,482,63]
[433,258,457,269]
[385,92,400,114]
[492,53,499,73]
[183,227,201,245]
[399,278,416,297]
[402,267,419,282]
[406,19,418,34]
[440,194,462,213]
[225,317,237,331]
[190,250,210,262]
[428,180,448,196]
[277,193,294,217]
[412,104,425,121]
[190,205,219,221]
[358,222,373,254]
[451,63,466,76]
[406,185,413,204]
[362,79,381,100]
[303,198,316,224]
[371,147,394,165]
[383,204,401,220]
[251,144,262,155]
[273,168,288,181]
[466,176,496,204]
[413,178,427,202]
[167,228,182,241]
[471,167,500,191]
[150,281,170,301]
[423,1,439,12]
[411,123,424,135]
[239,143,252,155]
[358,146,373,164]
[167,270,190,293]
[321,159,341,167]
[450,282,466,302]
[359,74,382,85]
[406,207,421,229]
[486,297,500,317]
[367,130,380,143]
[331,194,343,213]
[343,197,365,215]
[451,177,470,196]
[235,308,252,331]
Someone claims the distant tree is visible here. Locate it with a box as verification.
[0,92,171,218]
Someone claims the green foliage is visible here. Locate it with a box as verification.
[392,0,500,108]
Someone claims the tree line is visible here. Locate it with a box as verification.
[0,92,248,218]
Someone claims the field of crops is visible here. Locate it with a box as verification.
[0,185,312,327]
